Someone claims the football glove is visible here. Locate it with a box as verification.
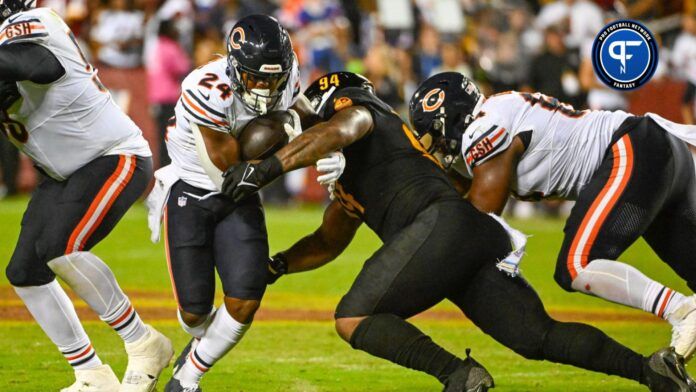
[284,109,302,142]
[267,253,288,284]
[221,156,283,203]
[316,151,345,185]
[0,81,20,114]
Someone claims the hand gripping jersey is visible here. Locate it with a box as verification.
[0,8,150,181]
[323,87,461,241]
[452,91,630,200]
[167,57,301,191]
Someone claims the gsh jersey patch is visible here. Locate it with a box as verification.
[0,18,47,46]
[591,20,658,90]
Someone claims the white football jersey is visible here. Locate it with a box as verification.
[167,56,301,191]
[0,8,150,181]
[453,91,630,200]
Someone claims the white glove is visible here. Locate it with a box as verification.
[316,151,346,185]
[284,109,302,142]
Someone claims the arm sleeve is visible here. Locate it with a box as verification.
[0,43,65,84]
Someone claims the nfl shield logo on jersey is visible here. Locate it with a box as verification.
[178,196,187,207]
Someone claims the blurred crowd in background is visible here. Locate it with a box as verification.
[1,0,696,217]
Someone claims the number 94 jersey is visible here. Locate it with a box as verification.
[0,8,150,181]
[453,91,630,200]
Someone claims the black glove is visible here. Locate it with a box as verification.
[221,156,283,203]
[267,253,288,284]
[0,81,20,114]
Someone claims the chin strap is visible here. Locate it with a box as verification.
[243,89,270,115]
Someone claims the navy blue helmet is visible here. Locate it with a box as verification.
[409,72,483,165]
[226,14,294,114]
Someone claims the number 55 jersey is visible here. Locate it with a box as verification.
[453,91,630,200]
[0,8,150,180]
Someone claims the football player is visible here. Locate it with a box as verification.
[0,1,173,391]
[149,14,330,392]
[409,72,696,361]
[222,72,694,391]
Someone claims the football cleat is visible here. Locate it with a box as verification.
[669,296,696,362]
[172,337,199,375]
[443,349,494,392]
[164,376,202,392]
[61,364,120,392]
[642,347,696,392]
[119,325,174,392]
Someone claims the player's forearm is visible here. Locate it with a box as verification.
[274,123,348,172]
[281,231,343,273]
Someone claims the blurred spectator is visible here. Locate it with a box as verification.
[193,27,226,67]
[536,0,603,49]
[524,26,582,107]
[673,11,696,124]
[296,0,348,74]
[91,0,145,68]
[431,39,472,78]
[578,30,628,110]
[413,24,441,81]
[363,44,402,109]
[147,19,191,167]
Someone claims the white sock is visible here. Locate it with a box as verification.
[47,252,148,343]
[572,259,687,321]
[14,280,103,370]
[178,306,216,339]
[177,306,250,387]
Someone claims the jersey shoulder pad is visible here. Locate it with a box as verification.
[0,9,49,47]
[461,114,512,169]
[324,87,388,119]
[180,60,232,133]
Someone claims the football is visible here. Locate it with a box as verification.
[239,110,293,161]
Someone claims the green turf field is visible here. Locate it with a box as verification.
[0,197,690,391]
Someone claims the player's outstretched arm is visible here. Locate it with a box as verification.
[274,105,372,172]
[467,136,525,215]
[267,201,362,283]
[221,106,372,202]
[0,43,65,83]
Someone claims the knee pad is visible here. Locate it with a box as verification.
[178,306,215,339]
[6,259,55,287]
[47,252,126,315]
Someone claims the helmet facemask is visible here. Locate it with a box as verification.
[228,59,290,115]
[417,94,484,169]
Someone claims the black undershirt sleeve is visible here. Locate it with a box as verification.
[0,43,65,84]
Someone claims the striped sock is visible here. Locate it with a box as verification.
[644,282,687,320]
[101,299,148,344]
[13,281,102,371]
[60,341,102,370]
[176,307,249,388]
